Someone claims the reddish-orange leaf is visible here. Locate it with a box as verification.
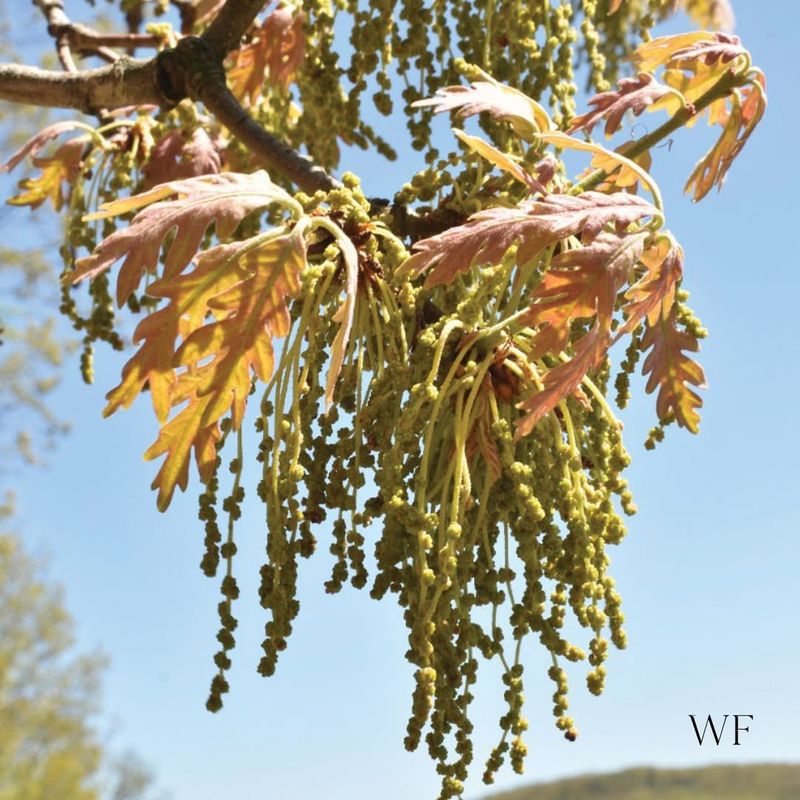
[516,324,608,439]
[401,191,659,288]
[0,121,88,174]
[669,31,747,67]
[641,313,706,432]
[524,231,649,355]
[143,381,220,512]
[567,73,684,139]
[584,142,653,193]
[413,75,552,139]
[619,236,683,334]
[227,5,305,103]
[175,230,305,429]
[128,228,306,510]
[142,128,222,189]
[103,234,259,422]
[7,137,86,211]
[71,171,297,304]
[685,74,766,201]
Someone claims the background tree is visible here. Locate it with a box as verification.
[0,1,767,797]
[0,507,162,800]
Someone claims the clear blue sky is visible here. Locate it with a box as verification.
[3,3,799,798]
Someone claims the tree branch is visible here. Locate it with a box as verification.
[200,0,267,61]
[2,1,338,193]
[0,60,161,113]
[157,36,340,193]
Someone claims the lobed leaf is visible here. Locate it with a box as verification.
[515,324,608,439]
[401,191,660,288]
[524,231,649,356]
[538,131,663,205]
[684,75,765,201]
[641,313,706,432]
[127,227,306,510]
[634,31,746,74]
[142,129,223,190]
[71,171,298,305]
[619,236,683,333]
[566,73,684,139]
[7,137,87,211]
[0,120,92,174]
[413,71,552,140]
[227,4,305,103]
[669,31,747,67]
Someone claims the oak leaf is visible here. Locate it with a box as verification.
[619,236,683,333]
[566,73,684,139]
[413,72,552,140]
[0,121,89,174]
[142,129,222,189]
[634,32,745,74]
[524,231,649,355]
[227,5,305,104]
[401,191,659,288]
[7,137,87,211]
[669,31,746,67]
[516,324,608,439]
[71,171,298,304]
[684,75,765,201]
[124,228,306,510]
[640,313,706,432]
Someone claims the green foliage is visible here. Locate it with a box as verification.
[0,518,161,800]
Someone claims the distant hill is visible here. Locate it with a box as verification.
[483,764,800,800]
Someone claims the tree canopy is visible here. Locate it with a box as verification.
[0,1,767,797]
[0,511,160,800]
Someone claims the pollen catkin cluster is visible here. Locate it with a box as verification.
[36,1,735,798]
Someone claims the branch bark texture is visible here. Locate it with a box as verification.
[0,0,340,193]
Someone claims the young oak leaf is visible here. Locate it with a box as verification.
[537,131,663,205]
[0,120,92,174]
[516,323,608,439]
[524,231,649,356]
[227,4,305,104]
[71,171,298,305]
[618,235,683,334]
[103,232,266,422]
[668,31,747,67]
[640,312,706,432]
[401,191,659,288]
[175,229,305,429]
[686,74,766,201]
[453,128,542,192]
[413,70,552,140]
[584,143,653,193]
[142,128,222,189]
[142,375,221,512]
[566,73,684,139]
[633,32,745,74]
[143,228,307,510]
[7,137,87,211]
